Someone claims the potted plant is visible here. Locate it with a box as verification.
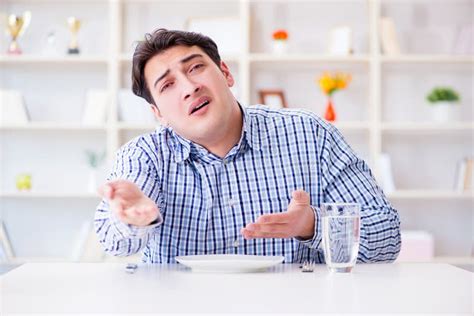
[272,29,288,54]
[426,87,460,122]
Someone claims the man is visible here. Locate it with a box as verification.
[95,29,401,264]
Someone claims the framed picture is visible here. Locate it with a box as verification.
[186,17,242,55]
[118,89,157,124]
[327,26,353,55]
[81,89,109,126]
[258,89,287,109]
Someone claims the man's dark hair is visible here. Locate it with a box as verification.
[132,28,221,106]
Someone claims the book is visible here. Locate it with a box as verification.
[0,89,30,125]
[80,226,106,262]
[70,221,105,262]
[396,230,434,262]
[0,221,14,262]
[380,17,401,55]
[377,153,396,194]
[454,159,466,191]
[70,221,92,262]
[453,24,473,55]
[454,157,474,191]
[463,157,473,190]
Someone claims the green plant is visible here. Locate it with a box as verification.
[426,87,460,104]
[85,150,106,168]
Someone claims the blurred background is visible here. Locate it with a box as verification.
[0,0,472,271]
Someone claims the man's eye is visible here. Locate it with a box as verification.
[161,82,172,92]
[190,64,203,72]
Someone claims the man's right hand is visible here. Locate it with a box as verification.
[98,179,160,227]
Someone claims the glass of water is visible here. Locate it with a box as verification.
[321,203,360,273]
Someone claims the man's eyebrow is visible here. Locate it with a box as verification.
[153,69,170,88]
[180,53,203,64]
[153,54,204,88]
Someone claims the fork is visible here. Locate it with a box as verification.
[301,260,314,273]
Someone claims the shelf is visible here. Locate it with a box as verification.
[116,121,370,132]
[381,55,473,64]
[249,53,370,63]
[0,192,100,199]
[7,257,70,264]
[387,190,473,200]
[119,53,240,64]
[432,256,474,265]
[0,123,106,131]
[117,122,159,131]
[0,55,108,64]
[331,121,370,131]
[381,122,474,133]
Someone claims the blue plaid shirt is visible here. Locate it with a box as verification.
[95,105,401,263]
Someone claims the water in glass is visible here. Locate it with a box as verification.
[321,203,360,273]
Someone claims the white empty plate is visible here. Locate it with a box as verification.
[175,254,285,273]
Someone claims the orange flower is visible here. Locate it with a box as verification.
[317,72,351,96]
[272,29,288,40]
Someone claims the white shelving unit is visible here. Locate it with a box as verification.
[1,0,472,265]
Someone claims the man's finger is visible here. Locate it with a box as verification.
[245,223,287,234]
[98,184,114,200]
[291,190,310,206]
[113,200,128,221]
[257,212,291,224]
[242,228,289,239]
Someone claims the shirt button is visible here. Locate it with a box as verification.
[228,198,237,207]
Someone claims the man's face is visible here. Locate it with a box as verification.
[144,45,236,143]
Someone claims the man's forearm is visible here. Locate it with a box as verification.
[94,200,161,257]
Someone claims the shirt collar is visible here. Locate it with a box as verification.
[165,103,267,163]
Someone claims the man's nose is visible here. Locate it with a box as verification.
[182,77,201,101]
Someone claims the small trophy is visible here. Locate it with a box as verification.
[67,17,81,54]
[6,11,31,55]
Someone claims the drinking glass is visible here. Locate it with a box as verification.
[321,203,360,273]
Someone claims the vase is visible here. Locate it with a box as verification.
[324,98,336,122]
[272,40,287,54]
[431,101,457,122]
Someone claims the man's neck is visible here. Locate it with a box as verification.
[202,104,243,158]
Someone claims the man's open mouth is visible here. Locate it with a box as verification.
[190,100,210,115]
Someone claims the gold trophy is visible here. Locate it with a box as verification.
[67,17,81,54]
[6,11,31,55]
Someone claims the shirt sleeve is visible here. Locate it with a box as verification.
[94,140,164,258]
[303,124,401,262]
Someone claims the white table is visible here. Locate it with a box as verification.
[1,262,472,314]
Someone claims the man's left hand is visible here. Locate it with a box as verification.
[241,190,315,240]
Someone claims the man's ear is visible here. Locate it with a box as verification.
[150,104,168,126]
[220,61,235,87]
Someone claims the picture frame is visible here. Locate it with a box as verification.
[327,26,353,55]
[81,89,109,126]
[0,89,30,125]
[258,89,287,109]
[118,89,157,124]
[185,16,242,55]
